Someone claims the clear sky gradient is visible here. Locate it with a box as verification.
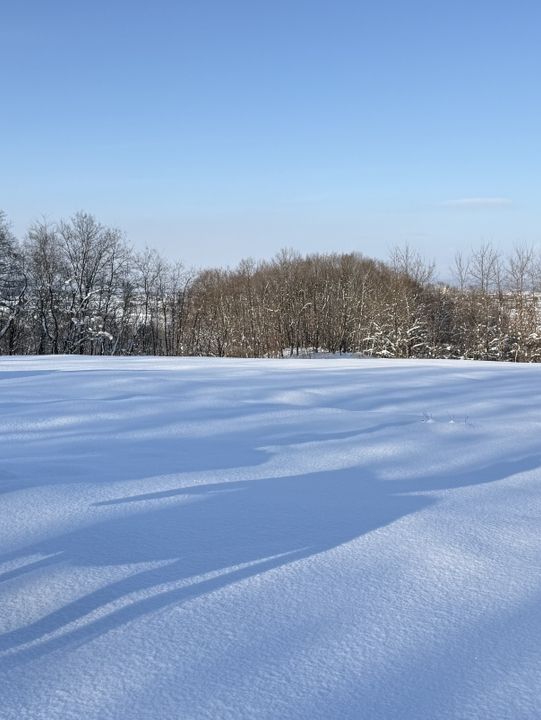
[2,1,540,272]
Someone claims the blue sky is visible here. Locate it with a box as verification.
[1,1,539,272]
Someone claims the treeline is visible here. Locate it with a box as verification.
[1,210,541,361]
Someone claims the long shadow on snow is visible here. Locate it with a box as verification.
[2,450,539,667]
[0,466,428,663]
[0,412,414,497]
[2,362,540,498]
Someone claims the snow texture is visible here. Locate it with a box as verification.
[1,356,540,719]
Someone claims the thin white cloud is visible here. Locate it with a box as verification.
[443,197,513,209]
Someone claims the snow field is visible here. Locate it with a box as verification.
[0,356,540,719]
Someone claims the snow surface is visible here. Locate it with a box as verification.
[1,355,540,720]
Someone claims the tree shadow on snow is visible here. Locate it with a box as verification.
[2,449,541,668]
[0,415,415,497]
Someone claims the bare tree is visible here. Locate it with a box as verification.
[0,212,27,350]
[504,245,540,361]
[58,212,128,354]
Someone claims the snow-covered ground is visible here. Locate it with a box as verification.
[1,356,540,720]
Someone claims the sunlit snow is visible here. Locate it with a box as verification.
[1,356,540,719]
